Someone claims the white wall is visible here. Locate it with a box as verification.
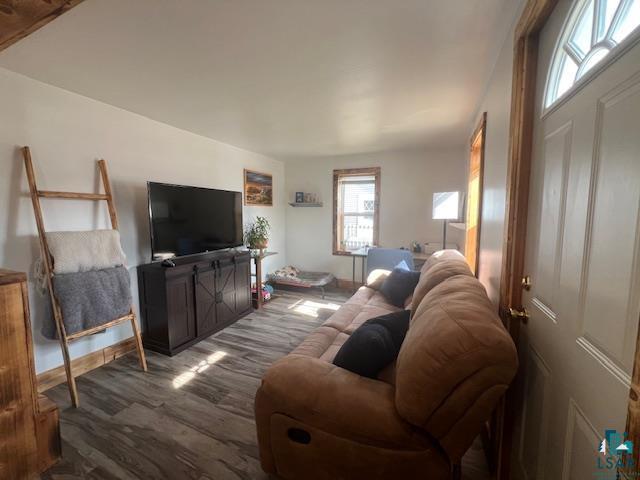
[0,67,286,374]
[469,0,527,305]
[284,148,467,280]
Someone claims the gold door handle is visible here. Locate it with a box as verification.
[522,275,532,291]
[509,307,530,324]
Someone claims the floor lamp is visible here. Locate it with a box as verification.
[432,191,460,250]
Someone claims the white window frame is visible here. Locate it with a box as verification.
[543,0,640,115]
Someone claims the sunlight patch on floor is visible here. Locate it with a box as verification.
[292,300,340,318]
[172,350,228,389]
[287,299,303,310]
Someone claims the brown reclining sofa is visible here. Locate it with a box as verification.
[255,250,518,479]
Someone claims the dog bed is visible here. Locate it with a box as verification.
[267,266,336,299]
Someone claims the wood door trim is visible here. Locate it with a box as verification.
[471,112,487,148]
[496,1,558,479]
[468,112,487,276]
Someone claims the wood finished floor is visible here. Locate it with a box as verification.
[41,288,490,480]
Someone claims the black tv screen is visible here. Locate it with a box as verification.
[148,182,243,259]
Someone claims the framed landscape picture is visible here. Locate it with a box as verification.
[244,169,273,206]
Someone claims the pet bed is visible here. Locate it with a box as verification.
[267,266,336,299]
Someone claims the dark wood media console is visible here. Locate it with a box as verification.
[137,250,252,356]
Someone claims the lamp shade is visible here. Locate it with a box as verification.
[432,191,460,220]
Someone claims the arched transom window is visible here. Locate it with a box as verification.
[545,0,640,108]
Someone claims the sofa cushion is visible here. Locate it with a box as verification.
[291,286,400,363]
[291,326,349,362]
[395,275,518,460]
[410,259,473,315]
[365,269,391,290]
[420,249,467,274]
[333,310,410,378]
[325,287,400,334]
[379,268,421,307]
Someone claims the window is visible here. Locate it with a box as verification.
[333,168,380,254]
[545,0,640,108]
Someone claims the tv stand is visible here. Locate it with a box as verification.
[137,249,252,356]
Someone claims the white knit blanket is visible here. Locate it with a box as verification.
[46,230,126,274]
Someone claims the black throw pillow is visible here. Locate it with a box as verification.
[333,310,410,378]
[379,268,421,307]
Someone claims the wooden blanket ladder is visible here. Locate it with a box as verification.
[22,146,147,408]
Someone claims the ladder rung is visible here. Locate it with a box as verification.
[37,190,109,200]
[66,314,134,341]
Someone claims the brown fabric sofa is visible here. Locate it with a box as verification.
[255,250,518,480]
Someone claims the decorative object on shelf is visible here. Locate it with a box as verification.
[244,216,271,251]
[432,191,460,250]
[289,192,322,207]
[411,241,422,253]
[244,169,273,206]
[288,201,323,207]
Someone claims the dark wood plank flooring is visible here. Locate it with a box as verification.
[40,288,490,480]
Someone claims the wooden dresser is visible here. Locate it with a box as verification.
[0,269,61,479]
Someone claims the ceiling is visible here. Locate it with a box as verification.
[0,0,517,160]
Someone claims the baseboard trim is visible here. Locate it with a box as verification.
[37,337,137,393]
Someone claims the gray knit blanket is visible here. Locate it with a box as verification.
[42,266,132,339]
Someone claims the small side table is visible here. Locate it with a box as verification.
[412,251,431,270]
[350,247,369,290]
[251,250,277,309]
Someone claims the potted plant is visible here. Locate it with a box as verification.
[245,216,271,251]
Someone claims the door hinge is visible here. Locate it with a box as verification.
[509,307,530,324]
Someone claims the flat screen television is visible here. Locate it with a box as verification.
[147,182,243,260]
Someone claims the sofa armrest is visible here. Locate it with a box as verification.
[256,354,430,449]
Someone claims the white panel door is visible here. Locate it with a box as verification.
[512,1,640,479]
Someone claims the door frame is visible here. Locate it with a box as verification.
[495,1,557,479]
[466,112,487,276]
[497,0,640,478]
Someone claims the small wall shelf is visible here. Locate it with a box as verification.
[288,202,323,207]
